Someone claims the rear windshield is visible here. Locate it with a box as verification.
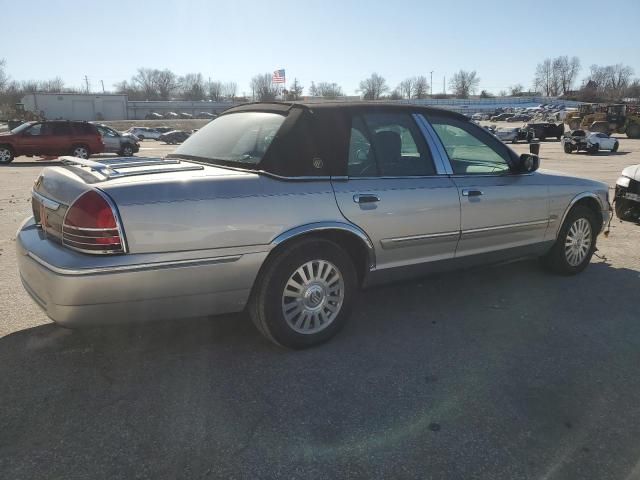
[171,112,285,167]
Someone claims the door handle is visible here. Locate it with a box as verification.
[353,194,380,204]
[462,189,483,197]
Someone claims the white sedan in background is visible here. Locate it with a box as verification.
[586,132,619,153]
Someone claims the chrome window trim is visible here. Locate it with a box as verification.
[413,113,454,175]
[26,251,241,276]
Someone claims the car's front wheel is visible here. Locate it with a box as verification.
[563,143,573,153]
[612,141,619,152]
[119,144,134,156]
[249,238,356,349]
[0,145,15,164]
[541,205,598,275]
[71,144,90,159]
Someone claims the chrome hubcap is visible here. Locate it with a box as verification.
[0,149,10,162]
[564,218,592,266]
[282,259,345,334]
[73,147,88,158]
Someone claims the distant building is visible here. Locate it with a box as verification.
[22,93,127,121]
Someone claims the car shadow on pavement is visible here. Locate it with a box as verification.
[2,259,640,479]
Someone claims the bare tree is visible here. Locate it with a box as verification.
[288,78,303,100]
[498,89,508,97]
[250,73,278,101]
[398,78,415,99]
[359,73,388,100]
[0,58,8,92]
[316,82,343,98]
[208,80,223,101]
[412,76,429,99]
[222,82,237,101]
[509,83,523,96]
[132,68,160,99]
[554,56,581,95]
[308,81,318,96]
[449,70,480,98]
[388,89,402,100]
[479,90,494,98]
[584,63,635,100]
[180,73,206,100]
[155,69,178,100]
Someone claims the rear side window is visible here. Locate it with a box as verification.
[72,123,97,135]
[173,112,284,166]
[51,123,72,136]
[348,112,435,177]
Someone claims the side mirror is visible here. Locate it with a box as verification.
[518,153,539,173]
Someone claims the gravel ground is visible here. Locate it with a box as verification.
[1,130,639,479]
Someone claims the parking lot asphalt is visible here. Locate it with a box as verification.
[1,132,640,479]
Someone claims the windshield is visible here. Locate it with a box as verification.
[10,122,35,134]
[171,112,284,166]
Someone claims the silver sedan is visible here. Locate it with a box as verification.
[17,102,610,348]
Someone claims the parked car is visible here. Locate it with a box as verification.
[159,130,191,144]
[94,124,140,156]
[506,114,532,123]
[562,130,619,154]
[490,113,515,122]
[17,103,610,349]
[494,127,533,144]
[614,164,640,221]
[0,120,104,164]
[199,112,218,119]
[525,122,564,141]
[124,127,162,141]
[154,127,174,134]
[179,112,193,119]
[164,112,179,119]
[145,112,164,120]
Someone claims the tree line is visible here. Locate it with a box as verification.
[1,55,639,116]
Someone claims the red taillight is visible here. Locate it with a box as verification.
[62,190,125,254]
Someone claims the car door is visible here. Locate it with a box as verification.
[18,122,49,156]
[423,113,550,258]
[596,133,614,149]
[49,122,73,156]
[331,111,461,270]
[97,126,120,152]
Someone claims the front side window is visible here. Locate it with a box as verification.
[347,112,435,177]
[24,123,44,136]
[428,116,511,175]
[172,112,284,166]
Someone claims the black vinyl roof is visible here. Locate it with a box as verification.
[219,102,469,178]
[223,101,468,120]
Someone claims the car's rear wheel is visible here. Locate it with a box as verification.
[119,144,134,156]
[0,146,15,164]
[541,205,598,275]
[249,238,356,349]
[71,144,90,159]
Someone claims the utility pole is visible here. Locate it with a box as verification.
[443,76,446,95]
[84,75,90,93]
[430,71,433,97]
[100,80,105,93]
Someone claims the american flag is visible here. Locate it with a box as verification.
[272,69,286,84]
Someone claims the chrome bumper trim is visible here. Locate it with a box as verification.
[26,251,242,276]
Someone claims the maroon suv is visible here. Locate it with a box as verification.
[0,120,105,164]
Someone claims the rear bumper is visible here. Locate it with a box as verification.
[16,217,268,328]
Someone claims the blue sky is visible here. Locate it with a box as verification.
[3,0,639,96]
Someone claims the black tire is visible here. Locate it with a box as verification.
[615,198,635,221]
[0,145,15,164]
[70,144,90,159]
[248,238,357,349]
[612,142,619,152]
[541,205,599,275]
[119,144,135,157]
[563,143,573,154]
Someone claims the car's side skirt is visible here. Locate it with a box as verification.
[362,241,554,288]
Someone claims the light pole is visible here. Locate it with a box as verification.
[430,71,433,97]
